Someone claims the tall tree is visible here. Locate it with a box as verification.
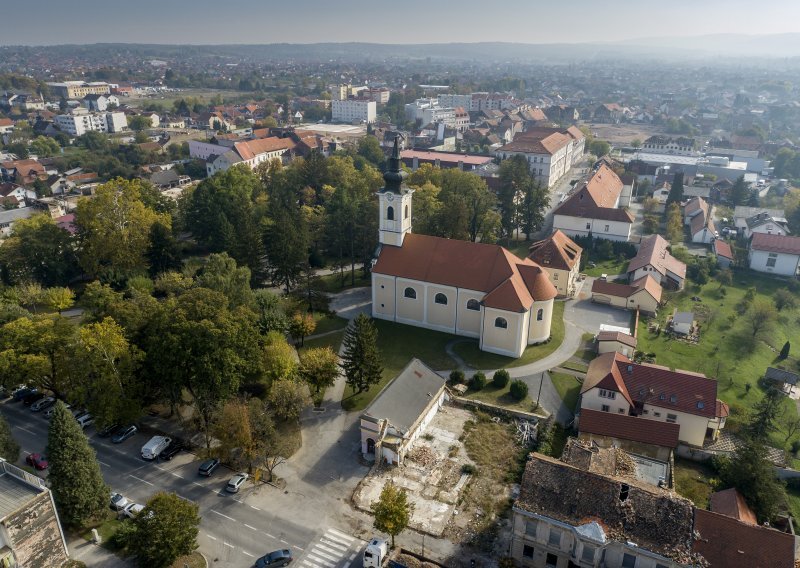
[128,492,200,568]
[666,172,684,206]
[730,175,750,207]
[0,413,20,462]
[744,387,784,441]
[666,203,683,243]
[146,222,182,277]
[46,401,108,526]
[372,482,414,548]
[497,155,531,240]
[341,314,383,394]
[300,346,340,396]
[268,379,310,422]
[195,252,253,308]
[717,438,785,522]
[0,214,79,287]
[520,181,549,239]
[437,169,498,243]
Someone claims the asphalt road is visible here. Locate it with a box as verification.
[0,400,366,568]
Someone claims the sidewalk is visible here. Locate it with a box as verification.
[68,537,134,567]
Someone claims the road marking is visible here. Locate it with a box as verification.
[242,550,255,557]
[319,538,348,552]
[128,475,153,486]
[264,532,275,539]
[249,505,261,511]
[16,426,36,435]
[305,554,335,568]
[223,542,234,549]
[192,482,204,487]
[244,524,257,531]
[169,471,184,479]
[327,528,355,542]
[206,534,218,541]
[309,547,338,562]
[294,546,304,551]
[98,460,110,467]
[349,552,358,560]
[280,539,289,544]
[211,510,236,522]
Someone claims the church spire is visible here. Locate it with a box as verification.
[381,135,407,193]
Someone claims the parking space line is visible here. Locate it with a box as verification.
[128,474,153,486]
[16,426,36,435]
[264,532,275,538]
[169,471,184,479]
[223,542,234,549]
[250,505,261,511]
[206,534,218,541]
[244,524,257,531]
[98,460,110,467]
[211,509,236,522]
[242,551,255,557]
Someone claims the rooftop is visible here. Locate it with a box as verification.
[0,464,45,520]
[400,149,492,166]
[709,488,757,525]
[627,234,687,279]
[595,331,637,348]
[527,229,582,272]
[750,232,800,255]
[554,165,634,223]
[712,239,734,260]
[579,408,679,448]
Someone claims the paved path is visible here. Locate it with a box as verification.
[68,538,135,567]
[517,371,575,426]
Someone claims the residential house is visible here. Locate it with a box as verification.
[579,352,729,447]
[733,206,787,237]
[577,408,679,462]
[495,126,585,188]
[0,118,14,135]
[593,103,624,123]
[527,230,582,298]
[372,139,558,358]
[627,234,687,290]
[331,99,376,124]
[399,150,493,173]
[206,137,296,176]
[545,105,579,123]
[748,233,800,276]
[81,94,119,112]
[0,459,69,568]
[709,488,757,525]
[595,331,637,358]
[359,358,447,465]
[552,164,634,242]
[690,211,716,244]
[764,367,799,396]
[642,136,696,156]
[590,276,662,316]
[712,239,734,268]
[0,158,47,186]
[510,447,695,568]
[0,182,36,206]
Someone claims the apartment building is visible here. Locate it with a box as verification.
[54,108,127,136]
[47,81,111,99]
[331,99,376,124]
[496,126,585,188]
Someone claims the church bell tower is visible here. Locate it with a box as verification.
[377,136,413,247]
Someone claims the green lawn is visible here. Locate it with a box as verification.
[80,511,125,551]
[341,319,459,411]
[636,272,800,448]
[464,382,538,413]
[785,486,800,521]
[299,330,345,353]
[673,458,717,508]
[452,302,566,370]
[311,313,349,336]
[559,361,589,373]
[318,270,371,293]
[550,372,581,412]
[583,258,629,277]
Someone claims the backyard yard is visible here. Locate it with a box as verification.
[673,458,717,508]
[636,272,800,448]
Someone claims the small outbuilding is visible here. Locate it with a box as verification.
[596,331,637,358]
[764,367,799,396]
[712,239,734,269]
[671,311,694,335]
[360,358,447,466]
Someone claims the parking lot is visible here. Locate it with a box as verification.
[0,398,368,568]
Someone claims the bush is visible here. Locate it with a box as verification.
[493,369,510,388]
[461,463,477,475]
[509,379,528,401]
[471,372,487,391]
[791,440,800,455]
[449,370,465,384]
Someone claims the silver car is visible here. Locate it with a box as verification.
[226,472,249,493]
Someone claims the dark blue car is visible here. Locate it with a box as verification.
[255,549,292,567]
[111,425,137,443]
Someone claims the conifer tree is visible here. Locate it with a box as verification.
[0,414,20,462]
[46,401,108,526]
[341,314,383,394]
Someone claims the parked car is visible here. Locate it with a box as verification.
[76,413,94,429]
[112,425,137,444]
[22,392,45,407]
[30,396,55,412]
[45,403,70,418]
[226,472,249,493]
[159,440,182,460]
[122,503,144,519]
[11,386,36,401]
[26,453,48,470]
[141,435,171,460]
[198,458,220,476]
[255,549,293,567]
[97,424,121,438]
[110,492,128,510]
[72,408,89,419]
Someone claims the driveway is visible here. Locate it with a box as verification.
[565,278,634,334]
[329,287,371,320]
[516,371,574,426]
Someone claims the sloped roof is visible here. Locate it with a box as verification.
[596,331,637,348]
[582,352,634,406]
[750,232,800,255]
[709,488,757,525]
[712,239,734,260]
[591,275,661,303]
[373,233,557,313]
[554,165,634,223]
[498,131,572,155]
[579,409,679,448]
[764,367,799,386]
[234,137,295,161]
[693,509,794,568]
[527,229,582,271]
[631,275,663,303]
[627,234,687,279]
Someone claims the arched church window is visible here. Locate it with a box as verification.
[466,299,480,311]
[434,293,448,305]
[387,206,394,220]
[404,287,417,299]
[495,317,508,329]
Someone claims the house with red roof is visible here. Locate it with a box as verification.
[205,136,296,176]
[577,408,679,461]
[372,139,558,358]
[590,275,662,315]
[748,232,800,276]
[627,234,687,290]
[527,230,582,297]
[552,164,634,242]
[712,239,734,268]
[495,126,585,188]
[579,352,729,447]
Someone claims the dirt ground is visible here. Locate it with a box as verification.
[585,123,665,145]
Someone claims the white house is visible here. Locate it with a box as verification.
[672,311,694,335]
[627,234,687,290]
[552,164,634,242]
[733,206,788,237]
[496,126,585,188]
[527,230,582,298]
[205,137,295,176]
[372,139,558,358]
[331,99,376,124]
[81,94,119,112]
[748,233,800,276]
[54,109,127,136]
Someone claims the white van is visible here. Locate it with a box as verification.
[141,436,171,460]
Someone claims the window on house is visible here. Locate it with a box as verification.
[621,553,637,568]
[495,317,508,329]
[525,520,537,536]
[599,389,617,400]
[466,299,480,311]
[581,545,596,563]
[553,273,558,280]
[548,528,561,548]
[387,206,394,220]
[601,405,610,412]
[537,309,544,321]
[522,545,534,559]
[403,287,417,299]
[604,225,610,232]
[545,553,558,567]
[654,412,661,417]
[767,257,777,268]
[586,223,591,230]
[666,414,677,423]
[404,205,409,219]
[434,293,448,305]
[618,408,625,414]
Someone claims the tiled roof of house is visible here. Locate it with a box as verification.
[578,408,680,448]
[709,488,757,525]
[373,233,557,313]
[627,234,687,279]
[712,239,734,260]
[527,229,582,271]
[554,165,634,223]
[596,331,637,348]
[0,118,13,127]
[400,149,492,166]
[750,232,800,255]
[690,209,716,237]
[684,196,708,217]
[631,275,663,303]
[591,275,661,303]
[497,131,572,155]
[693,509,794,568]
[233,137,295,161]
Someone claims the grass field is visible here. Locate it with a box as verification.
[340,319,458,411]
[299,330,345,353]
[550,372,582,412]
[451,302,566,370]
[582,258,630,277]
[311,314,348,336]
[125,88,260,110]
[673,458,717,508]
[464,381,538,413]
[636,271,800,447]
[318,270,371,293]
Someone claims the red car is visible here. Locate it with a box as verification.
[26,453,48,470]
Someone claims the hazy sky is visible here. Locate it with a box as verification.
[4,0,800,45]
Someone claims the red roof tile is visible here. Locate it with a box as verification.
[554,165,634,223]
[709,488,757,525]
[693,509,794,568]
[596,331,637,348]
[627,234,687,279]
[233,136,295,161]
[527,229,582,271]
[750,232,800,255]
[713,239,734,260]
[579,409,679,448]
[400,149,492,167]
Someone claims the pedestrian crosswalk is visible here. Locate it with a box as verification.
[301,527,360,568]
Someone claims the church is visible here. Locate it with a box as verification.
[371,138,558,358]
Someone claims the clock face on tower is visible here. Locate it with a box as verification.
[387,193,394,201]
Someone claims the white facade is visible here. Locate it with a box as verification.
[332,99,376,124]
[748,249,800,276]
[378,189,413,247]
[188,140,224,160]
[496,135,584,189]
[552,215,632,242]
[54,110,126,136]
[105,112,127,133]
